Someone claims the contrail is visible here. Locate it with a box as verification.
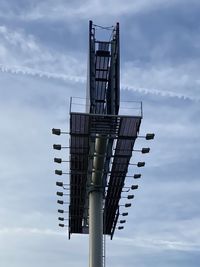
[0,63,198,102]
[0,64,86,83]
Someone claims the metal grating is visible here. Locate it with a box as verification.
[69,112,141,237]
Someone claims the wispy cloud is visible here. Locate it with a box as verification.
[0,64,86,83]
[0,25,86,78]
[115,236,200,252]
[0,0,187,22]
[121,61,200,101]
[0,227,62,236]
[0,1,200,266]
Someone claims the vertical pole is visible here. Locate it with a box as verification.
[89,136,107,267]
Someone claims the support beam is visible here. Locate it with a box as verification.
[89,135,107,267]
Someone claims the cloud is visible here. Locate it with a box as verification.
[0,1,200,267]
[0,227,62,236]
[115,235,200,252]
[0,0,191,22]
[121,62,200,101]
[0,25,87,79]
[0,64,86,83]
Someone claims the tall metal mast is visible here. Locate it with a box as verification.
[52,20,154,267]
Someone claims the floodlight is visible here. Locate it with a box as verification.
[141,147,150,154]
[56,182,63,187]
[125,203,131,208]
[53,144,61,150]
[127,195,134,199]
[137,162,145,167]
[54,158,62,163]
[121,212,128,216]
[55,170,62,175]
[58,209,64,213]
[59,223,65,227]
[131,185,138,190]
[52,128,61,135]
[134,174,141,179]
[146,133,155,140]
[118,226,124,230]
[57,200,64,205]
[58,217,64,221]
[119,220,126,224]
[57,192,63,197]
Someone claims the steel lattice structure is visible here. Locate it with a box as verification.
[53,20,154,267]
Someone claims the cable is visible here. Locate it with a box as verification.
[93,24,114,31]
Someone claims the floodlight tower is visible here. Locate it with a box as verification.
[52,20,154,267]
[87,21,120,267]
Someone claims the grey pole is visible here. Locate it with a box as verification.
[89,135,107,267]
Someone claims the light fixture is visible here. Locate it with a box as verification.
[119,220,126,224]
[129,162,145,167]
[58,209,64,213]
[53,144,62,150]
[57,192,63,196]
[120,203,131,208]
[145,133,155,140]
[53,144,69,150]
[118,226,124,230]
[58,209,68,213]
[133,148,150,154]
[134,174,141,179]
[55,170,69,175]
[137,162,145,167]
[127,195,134,199]
[57,200,64,205]
[131,185,138,190]
[122,184,138,192]
[55,170,63,175]
[59,223,65,227]
[54,158,69,163]
[52,128,61,135]
[120,212,128,216]
[54,158,62,163]
[56,182,69,190]
[56,182,63,187]
[141,147,150,153]
[58,217,64,221]
[121,195,134,199]
[52,128,69,135]
[56,182,71,190]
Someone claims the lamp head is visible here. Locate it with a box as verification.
[134,174,141,179]
[53,144,62,150]
[56,182,63,187]
[137,162,145,167]
[141,147,150,154]
[146,133,155,140]
[55,170,62,175]
[58,209,64,213]
[52,128,61,135]
[131,185,138,190]
[57,192,63,197]
[54,158,62,163]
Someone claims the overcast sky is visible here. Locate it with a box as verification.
[0,1,200,267]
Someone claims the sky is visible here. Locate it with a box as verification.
[0,0,200,266]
